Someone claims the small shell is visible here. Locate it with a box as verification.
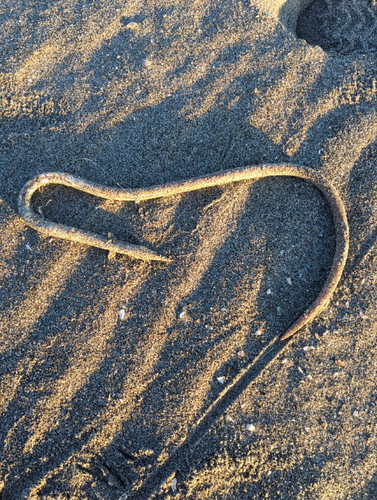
[126,21,139,30]
[172,477,177,492]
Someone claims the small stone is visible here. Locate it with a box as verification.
[25,244,31,250]
[119,308,125,320]
[266,288,272,295]
[126,21,139,30]
[217,376,225,384]
[303,346,309,351]
[246,423,256,432]
[255,328,262,336]
[281,358,288,364]
[144,58,153,68]
[298,366,304,375]
[172,477,177,492]
[286,277,292,285]
[353,410,358,417]
[178,310,186,319]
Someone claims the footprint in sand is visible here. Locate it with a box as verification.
[296,0,377,56]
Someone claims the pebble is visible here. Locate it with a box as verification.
[178,310,186,319]
[217,376,225,384]
[255,328,262,336]
[144,57,153,68]
[246,423,256,432]
[281,358,288,364]
[266,288,272,295]
[25,244,31,251]
[126,21,139,30]
[172,478,177,492]
[119,308,125,321]
[286,277,292,285]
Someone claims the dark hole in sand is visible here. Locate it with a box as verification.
[296,0,377,57]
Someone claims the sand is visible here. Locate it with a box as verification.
[0,1,376,499]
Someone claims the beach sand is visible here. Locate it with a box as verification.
[0,1,376,499]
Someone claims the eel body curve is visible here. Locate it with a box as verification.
[18,164,349,340]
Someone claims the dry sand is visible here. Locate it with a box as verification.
[0,1,376,499]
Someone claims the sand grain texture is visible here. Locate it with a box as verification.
[0,1,376,499]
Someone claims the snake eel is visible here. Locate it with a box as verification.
[18,164,349,340]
